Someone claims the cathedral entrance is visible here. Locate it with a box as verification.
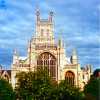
[65,71,75,86]
[37,52,57,80]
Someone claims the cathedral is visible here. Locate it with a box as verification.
[0,8,92,89]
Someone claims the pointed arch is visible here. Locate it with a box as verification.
[37,52,57,80]
[2,71,10,82]
[65,71,75,86]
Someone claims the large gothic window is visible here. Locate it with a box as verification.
[65,71,75,86]
[37,52,57,80]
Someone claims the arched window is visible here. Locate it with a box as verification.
[37,52,57,80]
[65,71,75,86]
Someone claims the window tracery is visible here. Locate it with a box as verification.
[37,52,57,80]
[65,71,75,86]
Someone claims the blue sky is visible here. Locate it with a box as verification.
[0,0,100,70]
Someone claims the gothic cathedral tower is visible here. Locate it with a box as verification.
[11,8,67,88]
[11,8,92,89]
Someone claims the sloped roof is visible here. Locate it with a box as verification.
[19,56,27,60]
[0,70,11,78]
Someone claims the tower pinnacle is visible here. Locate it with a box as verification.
[58,30,63,48]
[49,11,53,22]
[13,49,19,64]
[36,6,40,22]
[71,48,78,64]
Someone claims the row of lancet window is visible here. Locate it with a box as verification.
[37,52,56,80]
[65,71,75,86]
[37,60,56,65]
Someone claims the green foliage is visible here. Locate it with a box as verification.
[0,78,15,100]
[93,68,100,77]
[15,67,84,100]
[49,80,84,100]
[84,76,100,100]
[15,67,55,100]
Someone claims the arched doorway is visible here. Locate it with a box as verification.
[37,52,57,80]
[65,71,75,86]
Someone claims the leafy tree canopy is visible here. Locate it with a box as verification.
[54,80,84,100]
[0,78,15,100]
[84,69,100,100]
[93,68,100,77]
[15,67,55,100]
[15,67,84,100]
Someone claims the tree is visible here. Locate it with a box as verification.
[93,68,100,77]
[48,80,84,100]
[84,69,100,100]
[15,67,85,100]
[0,78,15,100]
[56,80,84,100]
[15,67,55,100]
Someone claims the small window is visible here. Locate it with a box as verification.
[83,75,84,79]
[41,29,44,36]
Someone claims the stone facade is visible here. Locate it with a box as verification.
[10,9,92,89]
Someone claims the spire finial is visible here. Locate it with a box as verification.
[59,29,63,39]
[36,5,40,22]
[13,48,18,56]
[14,49,17,55]
[49,11,53,22]
[58,29,63,47]
[71,48,78,64]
